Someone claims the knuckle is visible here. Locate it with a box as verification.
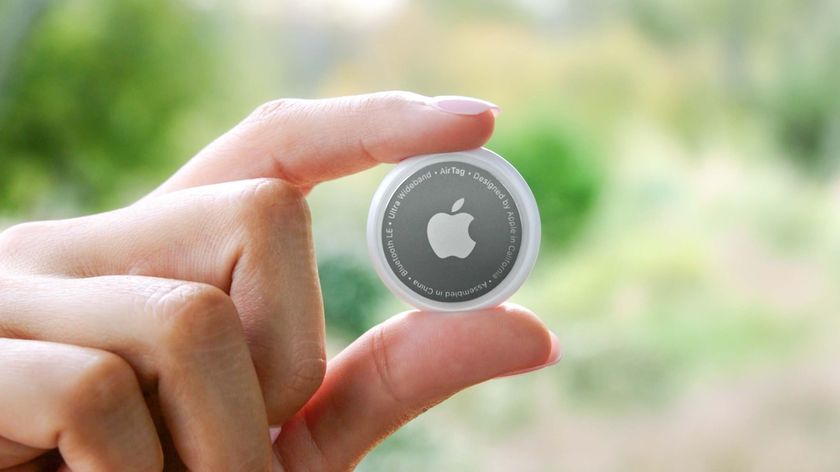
[354,90,421,112]
[63,352,138,419]
[286,347,327,397]
[244,178,302,208]
[238,178,311,231]
[148,282,240,351]
[248,98,302,124]
[0,222,47,263]
[263,341,326,420]
[344,91,422,163]
[0,224,27,254]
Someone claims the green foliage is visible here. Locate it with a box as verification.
[770,66,840,174]
[318,255,386,339]
[489,112,602,250]
[0,0,216,214]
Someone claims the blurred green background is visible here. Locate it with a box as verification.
[2,0,840,470]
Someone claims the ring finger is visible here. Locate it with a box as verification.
[0,275,272,471]
[0,338,161,471]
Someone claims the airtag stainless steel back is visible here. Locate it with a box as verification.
[367,147,540,312]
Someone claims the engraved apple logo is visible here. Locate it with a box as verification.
[426,197,476,259]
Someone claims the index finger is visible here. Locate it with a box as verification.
[149,91,497,196]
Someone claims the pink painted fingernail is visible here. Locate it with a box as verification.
[429,95,500,116]
[497,331,561,378]
[270,426,282,443]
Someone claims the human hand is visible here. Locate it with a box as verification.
[0,92,559,471]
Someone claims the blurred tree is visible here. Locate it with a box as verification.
[0,0,217,214]
[769,2,840,175]
[772,68,840,173]
[318,255,385,339]
[489,112,602,250]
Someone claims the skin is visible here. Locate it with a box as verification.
[0,91,559,471]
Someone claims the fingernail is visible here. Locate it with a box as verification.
[428,95,500,116]
[270,426,282,443]
[497,331,561,378]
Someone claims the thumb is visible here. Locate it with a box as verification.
[272,303,560,471]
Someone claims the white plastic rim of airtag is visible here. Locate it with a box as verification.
[366,147,541,312]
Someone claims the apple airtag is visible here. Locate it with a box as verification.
[367,147,540,312]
